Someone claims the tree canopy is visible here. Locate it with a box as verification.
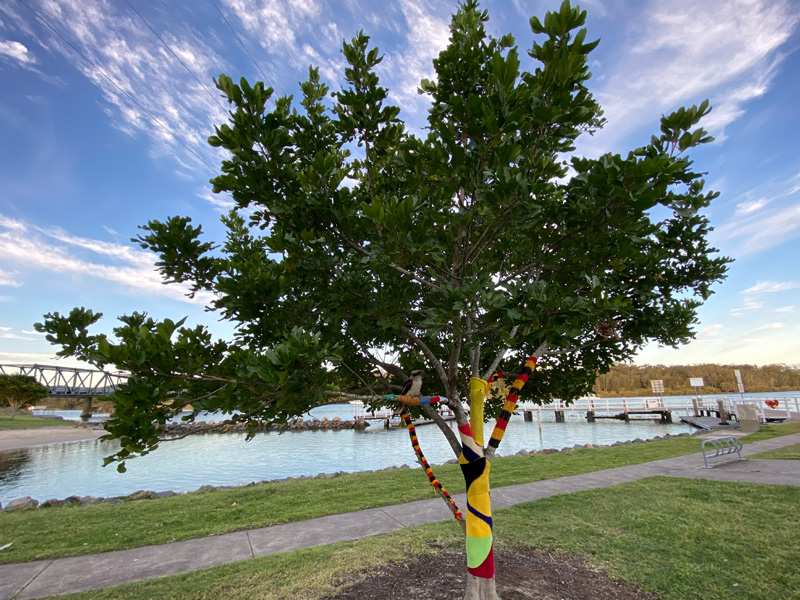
[37,0,730,471]
[0,375,49,419]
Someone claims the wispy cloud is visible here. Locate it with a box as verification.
[776,306,795,314]
[743,281,800,295]
[4,0,230,178]
[581,0,799,154]
[713,169,800,256]
[0,268,22,287]
[0,213,213,305]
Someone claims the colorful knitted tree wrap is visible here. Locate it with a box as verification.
[399,408,463,521]
[488,357,537,449]
[460,360,537,579]
[388,394,447,406]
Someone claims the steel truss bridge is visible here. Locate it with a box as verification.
[0,364,128,398]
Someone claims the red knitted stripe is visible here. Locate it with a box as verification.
[467,544,495,578]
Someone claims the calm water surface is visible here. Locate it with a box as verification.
[2,392,797,504]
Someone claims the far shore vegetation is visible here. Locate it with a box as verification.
[594,363,800,397]
[2,422,798,566]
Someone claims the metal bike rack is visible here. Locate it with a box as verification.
[701,436,744,468]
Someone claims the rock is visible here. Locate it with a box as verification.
[80,496,101,505]
[515,449,529,456]
[152,491,177,499]
[40,498,66,508]
[197,485,218,493]
[583,443,594,449]
[540,448,558,455]
[5,497,39,510]
[103,498,124,504]
[631,438,644,444]
[399,464,410,469]
[127,490,155,501]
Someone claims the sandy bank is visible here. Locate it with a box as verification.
[0,426,107,452]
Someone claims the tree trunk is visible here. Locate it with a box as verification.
[464,574,500,600]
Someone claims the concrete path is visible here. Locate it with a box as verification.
[2,432,799,600]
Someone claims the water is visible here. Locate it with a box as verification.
[1,410,690,504]
[4,391,796,504]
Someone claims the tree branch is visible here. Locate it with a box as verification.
[481,325,519,381]
[400,325,449,392]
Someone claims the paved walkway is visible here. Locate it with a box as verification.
[2,433,800,600]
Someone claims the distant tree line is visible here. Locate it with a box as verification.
[594,364,800,397]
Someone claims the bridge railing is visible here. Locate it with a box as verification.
[0,364,128,398]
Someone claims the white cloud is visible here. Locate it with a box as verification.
[696,324,724,338]
[581,0,799,154]
[21,329,45,335]
[0,39,35,65]
[0,214,214,305]
[742,281,800,295]
[735,198,769,216]
[0,326,11,332]
[381,0,450,113]
[0,268,22,287]
[775,306,795,314]
[746,322,784,335]
[0,333,35,340]
[715,202,800,256]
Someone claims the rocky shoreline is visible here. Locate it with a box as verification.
[0,432,691,511]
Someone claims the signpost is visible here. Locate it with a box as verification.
[734,369,745,397]
[650,379,664,397]
[689,377,704,417]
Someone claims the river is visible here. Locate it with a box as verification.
[1,392,797,504]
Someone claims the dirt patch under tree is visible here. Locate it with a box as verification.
[322,547,657,600]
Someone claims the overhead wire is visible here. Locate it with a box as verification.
[16,0,221,176]
[122,0,227,113]
[208,0,274,90]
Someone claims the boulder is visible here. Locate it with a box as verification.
[515,449,529,456]
[5,497,39,510]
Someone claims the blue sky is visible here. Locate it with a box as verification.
[0,0,799,370]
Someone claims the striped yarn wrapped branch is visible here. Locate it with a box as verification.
[399,408,463,521]
[488,357,537,450]
[386,394,449,406]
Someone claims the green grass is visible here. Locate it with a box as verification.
[40,477,800,600]
[0,414,74,429]
[1,422,798,565]
[750,443,800,460]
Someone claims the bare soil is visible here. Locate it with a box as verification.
[322,547,657,600]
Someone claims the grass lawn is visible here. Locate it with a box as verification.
[40,477,800,600]
[1,422,798,565]
[0,414,73,429]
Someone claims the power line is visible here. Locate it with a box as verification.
[209,0,274,90]
[123,0,227,113]
[17,0,220,176]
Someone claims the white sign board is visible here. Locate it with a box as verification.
[650,380,664,395]
[734,369,745,394]
[689,377,704,388]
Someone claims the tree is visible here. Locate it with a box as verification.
[0,375,49,419]
[36,1,730,598]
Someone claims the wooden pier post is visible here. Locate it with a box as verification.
[586,410,595,422]
[554,410,565,423]
[524,410,533,422]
